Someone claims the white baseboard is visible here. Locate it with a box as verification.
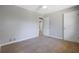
[47,35,63,39]
[0,35,37,47]
[0,35,63,47]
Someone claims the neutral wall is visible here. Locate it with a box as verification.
[0,6,41,45]
[43,16,49,36]
[48,13,63,39]
[64,10,79,42]
[46,6,79,40]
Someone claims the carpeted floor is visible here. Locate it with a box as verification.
[1,36,79,53]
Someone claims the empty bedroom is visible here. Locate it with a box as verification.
[0,5,79,53]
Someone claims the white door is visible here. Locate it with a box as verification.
[64,11,78,42]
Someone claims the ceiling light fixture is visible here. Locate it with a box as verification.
[42,6,47,8]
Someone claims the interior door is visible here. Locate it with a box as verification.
[64,11,78,42]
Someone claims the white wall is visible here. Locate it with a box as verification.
[44,6,79,41]
[64,11,79,42]
[45,6,79,40]
[43,16,50,36]
[47,13,63,39]
[0,6,41,45]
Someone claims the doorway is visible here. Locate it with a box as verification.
[38,16,49,37]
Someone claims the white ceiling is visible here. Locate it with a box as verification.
[17,5,74,14]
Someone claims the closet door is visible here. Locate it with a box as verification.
[64,11,79,42]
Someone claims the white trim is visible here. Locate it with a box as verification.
[0,35,63,47]
[0,35,37,47]
[47,35,63,39]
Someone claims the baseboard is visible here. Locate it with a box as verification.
[0,35,63,46]
[47,35,63,39]
[64,38,79,43]
[0,35,38,47]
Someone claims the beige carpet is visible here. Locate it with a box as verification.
[1,36,79,53]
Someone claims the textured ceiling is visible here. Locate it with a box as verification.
[17,5,74,14]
